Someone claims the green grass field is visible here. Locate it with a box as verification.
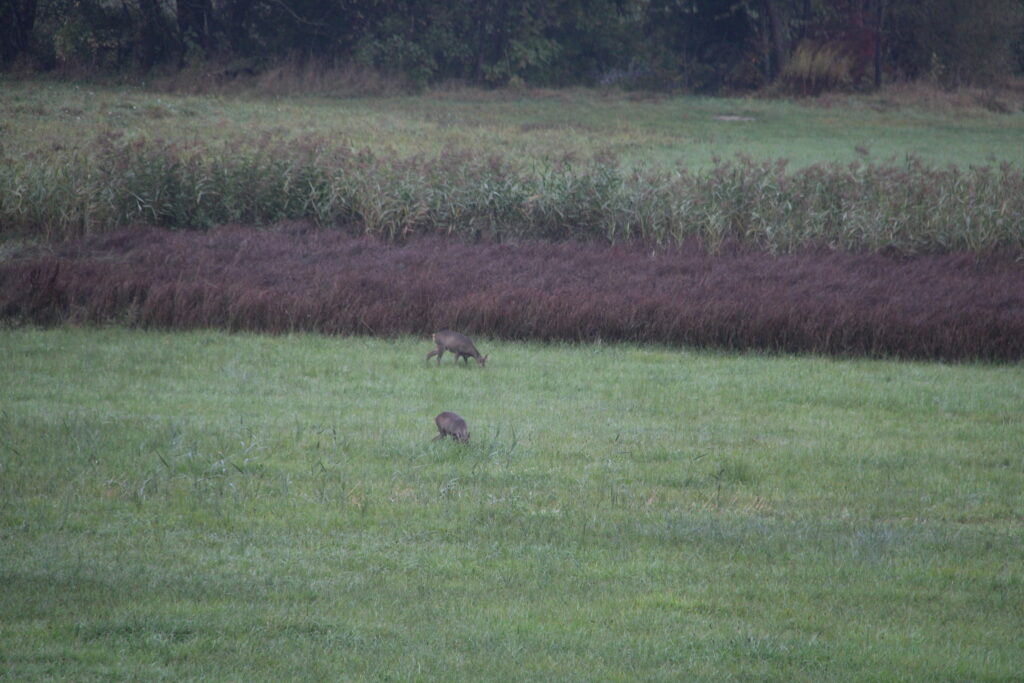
[2,327,1022,679]
[3,79,1024,169]
[5,79,1023,250]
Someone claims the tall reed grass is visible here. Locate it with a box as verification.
[2,132,1022,254]
[4,225,1022,360]
[778,42,855,95]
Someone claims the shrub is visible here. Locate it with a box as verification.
[778,42,854,95]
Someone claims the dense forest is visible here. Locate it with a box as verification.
[3,0,1023,92]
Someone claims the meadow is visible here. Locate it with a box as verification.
[2,78,1023,678]
[1,327,1022,679]
[2,79,1023,250]
[4,79,1023,169]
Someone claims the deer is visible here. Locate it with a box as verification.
[433,412,470,442]
[426,331,488,367]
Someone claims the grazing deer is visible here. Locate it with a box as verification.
[433,412,470,442]
[426,331,488,367]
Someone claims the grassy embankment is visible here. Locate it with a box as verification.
[2,327,1023,679]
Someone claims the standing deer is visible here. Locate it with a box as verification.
[426,331,488,367]
[433,412,470,442]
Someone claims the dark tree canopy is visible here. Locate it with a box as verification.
[2,0,1022,90]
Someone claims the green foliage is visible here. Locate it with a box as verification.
[5,0,1022,89]
[1,327,1023,678]
[641,0,762,92]
[890,0,1024,85]
[355,34,439,88]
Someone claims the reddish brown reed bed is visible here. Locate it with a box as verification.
[3,222,1023,361]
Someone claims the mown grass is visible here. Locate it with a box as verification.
[2,327,1022,679]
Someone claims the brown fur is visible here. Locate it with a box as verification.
[433,411,470,442]
[426,330,488,367]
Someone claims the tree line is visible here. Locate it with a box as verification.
[3,0,1023,91]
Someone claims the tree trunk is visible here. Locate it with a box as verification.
[137,0,170,68]
[762,0,787,80]
[222,0,253,55]
[176,0,213,60]
[871,0,887,89]
[799,0,812,42]
[1,0,37,64]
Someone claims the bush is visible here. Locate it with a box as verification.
[778,42,854,95]
[890,0,1024,86]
